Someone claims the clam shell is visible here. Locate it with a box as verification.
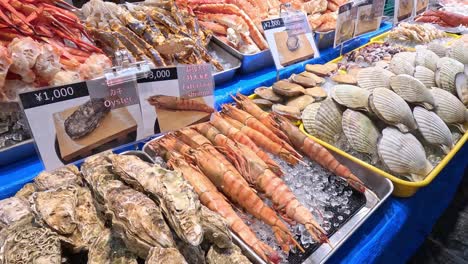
[302,99,342,143]
[369,88,418,132]
[447,40,468,64]
[389,55,414,75]
[305,63,338,76]
[455,72,468,105]
[393,52,416,66]
[299,71,325,84]
[414,66,436,89]
[357,67,395,91]
[390,74,435,109]
[427,42,447,57]
[272,104,301,120]
[436,57,464,94]
[252,98,273,108]
[342,109,380,155]
[290,74,316,87]
[431,87,468,132]
[304,87,327,100]
[413,106,454,154]
[331,84,370,111]
[286,95,315,111]
[415,49,439,71]
[272,80,305,97]
[254,87,282,102]
[378,127,433,182]
[331,73,357,84]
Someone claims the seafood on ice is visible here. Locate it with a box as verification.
[387,22,447,44]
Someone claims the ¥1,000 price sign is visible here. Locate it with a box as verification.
[137,64,215,136]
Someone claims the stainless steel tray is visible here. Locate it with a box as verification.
[209,41,241,85]
[121,149,265,264]
[211,36,274,74]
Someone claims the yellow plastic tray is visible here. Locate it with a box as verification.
[300,124,468,197]
[370,31,461,47]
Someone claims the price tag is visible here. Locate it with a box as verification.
[355,0,385,36]
[394,0,415,23]
[334,2,358,47]
[19,79,144,171]
[137,64,215,137]
[414,0,428,15]
[262,13,318,70]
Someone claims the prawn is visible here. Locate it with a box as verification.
[148,95,215,113]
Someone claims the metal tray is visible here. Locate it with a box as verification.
[209,41,241,85]
[211,36,274,74]
[121,149,265,264]
[142,136,393,264]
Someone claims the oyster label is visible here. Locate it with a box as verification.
[334,2,358,47]
[137,65,215,136]
[87,78,140,110]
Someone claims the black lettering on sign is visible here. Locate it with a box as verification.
[138,67,178,83]
[262,18,285,31]
[20,82,89,109]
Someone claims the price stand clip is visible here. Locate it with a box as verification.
[105,50,151,87]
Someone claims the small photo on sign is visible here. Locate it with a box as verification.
[395,0,414,23]
[415,0,428,15]
[355,5,380,35]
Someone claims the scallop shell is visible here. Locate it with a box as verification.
[393,52,416,66]
[369,88,418,132]
[390,74,435,109]
[272,104,301,120]
[378,127,433,182]
[415,49,439,71]
[342,109,380,156]
[413,106,454,154]
[447,40,468,64]
[431,87,468,132]
[302,99,342,143]
[427,42,447,57]
[357,67,395,91]
[389,55,415,75]
[272,80,305,97]
[414,66,436,89]
[455,72,468,106]
[435,57,464,94]
[286,95,315,111]
[331,85,370,111]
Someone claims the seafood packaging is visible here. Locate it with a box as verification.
[0,1,112,103]
[0,152,253,263]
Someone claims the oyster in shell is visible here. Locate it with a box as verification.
[75,186,106,249]
[415,48,439,71]
[175,239,205,264]
[342,109,380,161]
[414,66,436,89]
[82,153,175,258]
[254,87,282,103]
[413,107,454,154]
[302,99,342,144]
[431,87,468,132]
[455,72,468,106]
[272,104,301,120]
[305,63,337,76]
[299,71,325,84]
[0,217,62,264]
[88,229,138,264]
[200,206,232,249]
[206,245,252,264]
[369,88,418,132]
[389,55,414,75]
[272,80,305,97]
[34,164,82,191]
[290,73,317,87]
[390,74,435,109]
[146,245,188,264]
[357,67,395,91]
[378,127,433,182]
[286,95,315,111]
[0,197,31,230]
[447,39,468,64]
[14,183,36,200]
[435,57,464,94]
[331,85,370,111]
[64,98,110,139]
[110,154,203,247]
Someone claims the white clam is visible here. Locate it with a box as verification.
[413,106,454,154]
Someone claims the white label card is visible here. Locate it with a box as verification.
[137,64,215,137]
[334,2,358,47]
[355,0,385,36]
[394,0,415,23]
[262,13,319,70]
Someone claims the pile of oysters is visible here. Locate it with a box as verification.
[303,40,467,182]
[0,153,251,264]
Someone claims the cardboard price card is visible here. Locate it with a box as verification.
[137,64,215,136]
[394,0,415,23]
[414,0,428,15]
[262,13,319,70]
[19,79,144,171]
[334,2,358,47]
[355,0,385,36]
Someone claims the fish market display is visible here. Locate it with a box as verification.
[387,22,448,45]
[302,43,468,182]
[0,152,252,263]
[82,0,223,70]
[339,43,407,68]
[0,1,111,102]
[415,9,468,28]
[64,98,111,139]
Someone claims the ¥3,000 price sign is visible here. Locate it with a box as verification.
[137,65,215,136]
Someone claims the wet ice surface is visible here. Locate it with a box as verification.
[236,155,366,263]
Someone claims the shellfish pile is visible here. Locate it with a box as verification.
[387,22,448,45]
[0,155,251,264]
[303,40,468,181]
